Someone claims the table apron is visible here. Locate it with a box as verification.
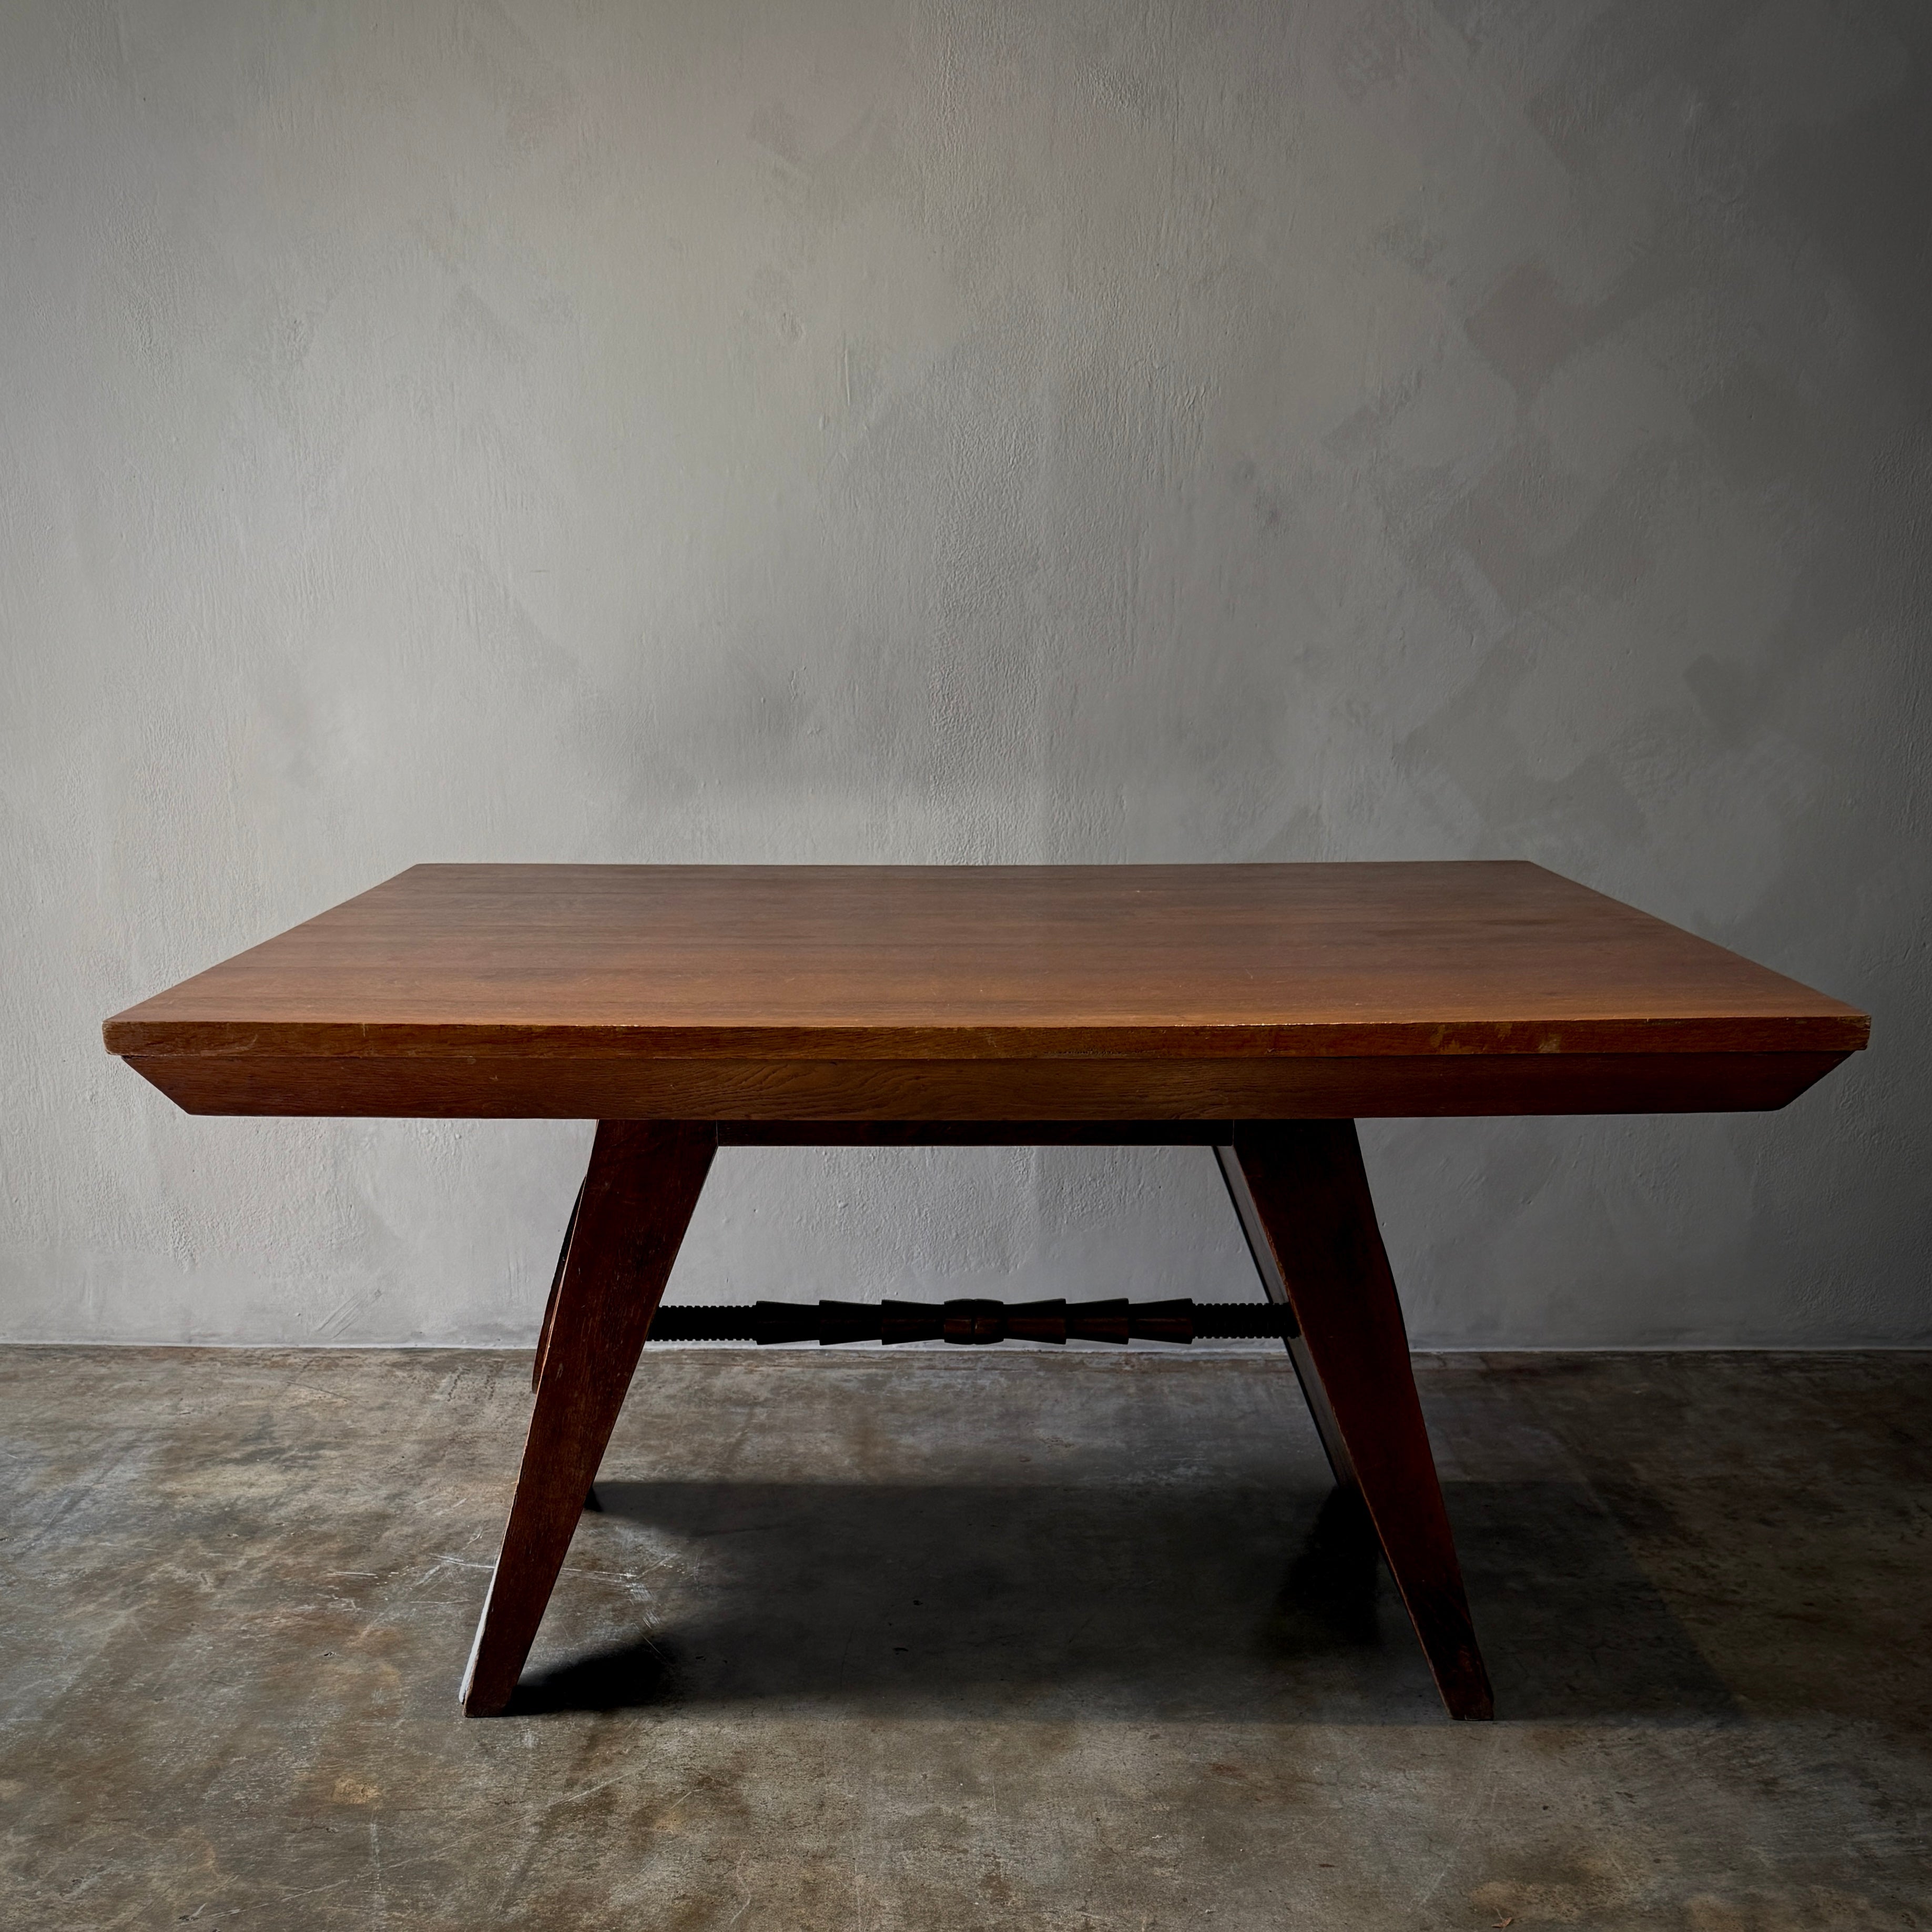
[123,1049,1849,1120]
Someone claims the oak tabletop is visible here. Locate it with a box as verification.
[104,863,1866,1122]
[106,860,1866,1059]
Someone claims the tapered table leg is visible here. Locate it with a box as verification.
[460,1120,715,1716]
[1218,1121,1494,1721]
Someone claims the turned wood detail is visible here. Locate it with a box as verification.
[644,1296,1295,1345]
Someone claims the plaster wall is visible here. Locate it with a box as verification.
[3,0,1927,1346]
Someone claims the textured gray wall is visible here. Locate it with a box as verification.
[3,0,1926,1347]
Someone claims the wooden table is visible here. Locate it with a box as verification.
[104,862,1867,1721]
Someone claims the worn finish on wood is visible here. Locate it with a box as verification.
[460,1121,714,1718]
[105,863,1865,1122]
[1225,1121,1496,1721]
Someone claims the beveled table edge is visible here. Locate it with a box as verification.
[103,1011,1870,1061]
[122,1047,1853,1121]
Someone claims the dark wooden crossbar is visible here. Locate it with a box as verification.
[645,1296,1297,1346]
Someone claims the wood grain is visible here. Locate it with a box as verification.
[107,863,1864,1122]
[105,863,1866,1059]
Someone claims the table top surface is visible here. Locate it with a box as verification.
[104,862,1866,1063]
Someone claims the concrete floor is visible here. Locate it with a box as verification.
[1,1345,1927,1929]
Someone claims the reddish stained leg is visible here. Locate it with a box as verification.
[461,1120,715,1716]
[1217,1121,1493,1721]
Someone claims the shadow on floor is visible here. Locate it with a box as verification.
[1451,1480,1740,1723]
[504,1477,1737,1725]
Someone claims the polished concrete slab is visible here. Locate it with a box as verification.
[2,1344,1927,1928]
